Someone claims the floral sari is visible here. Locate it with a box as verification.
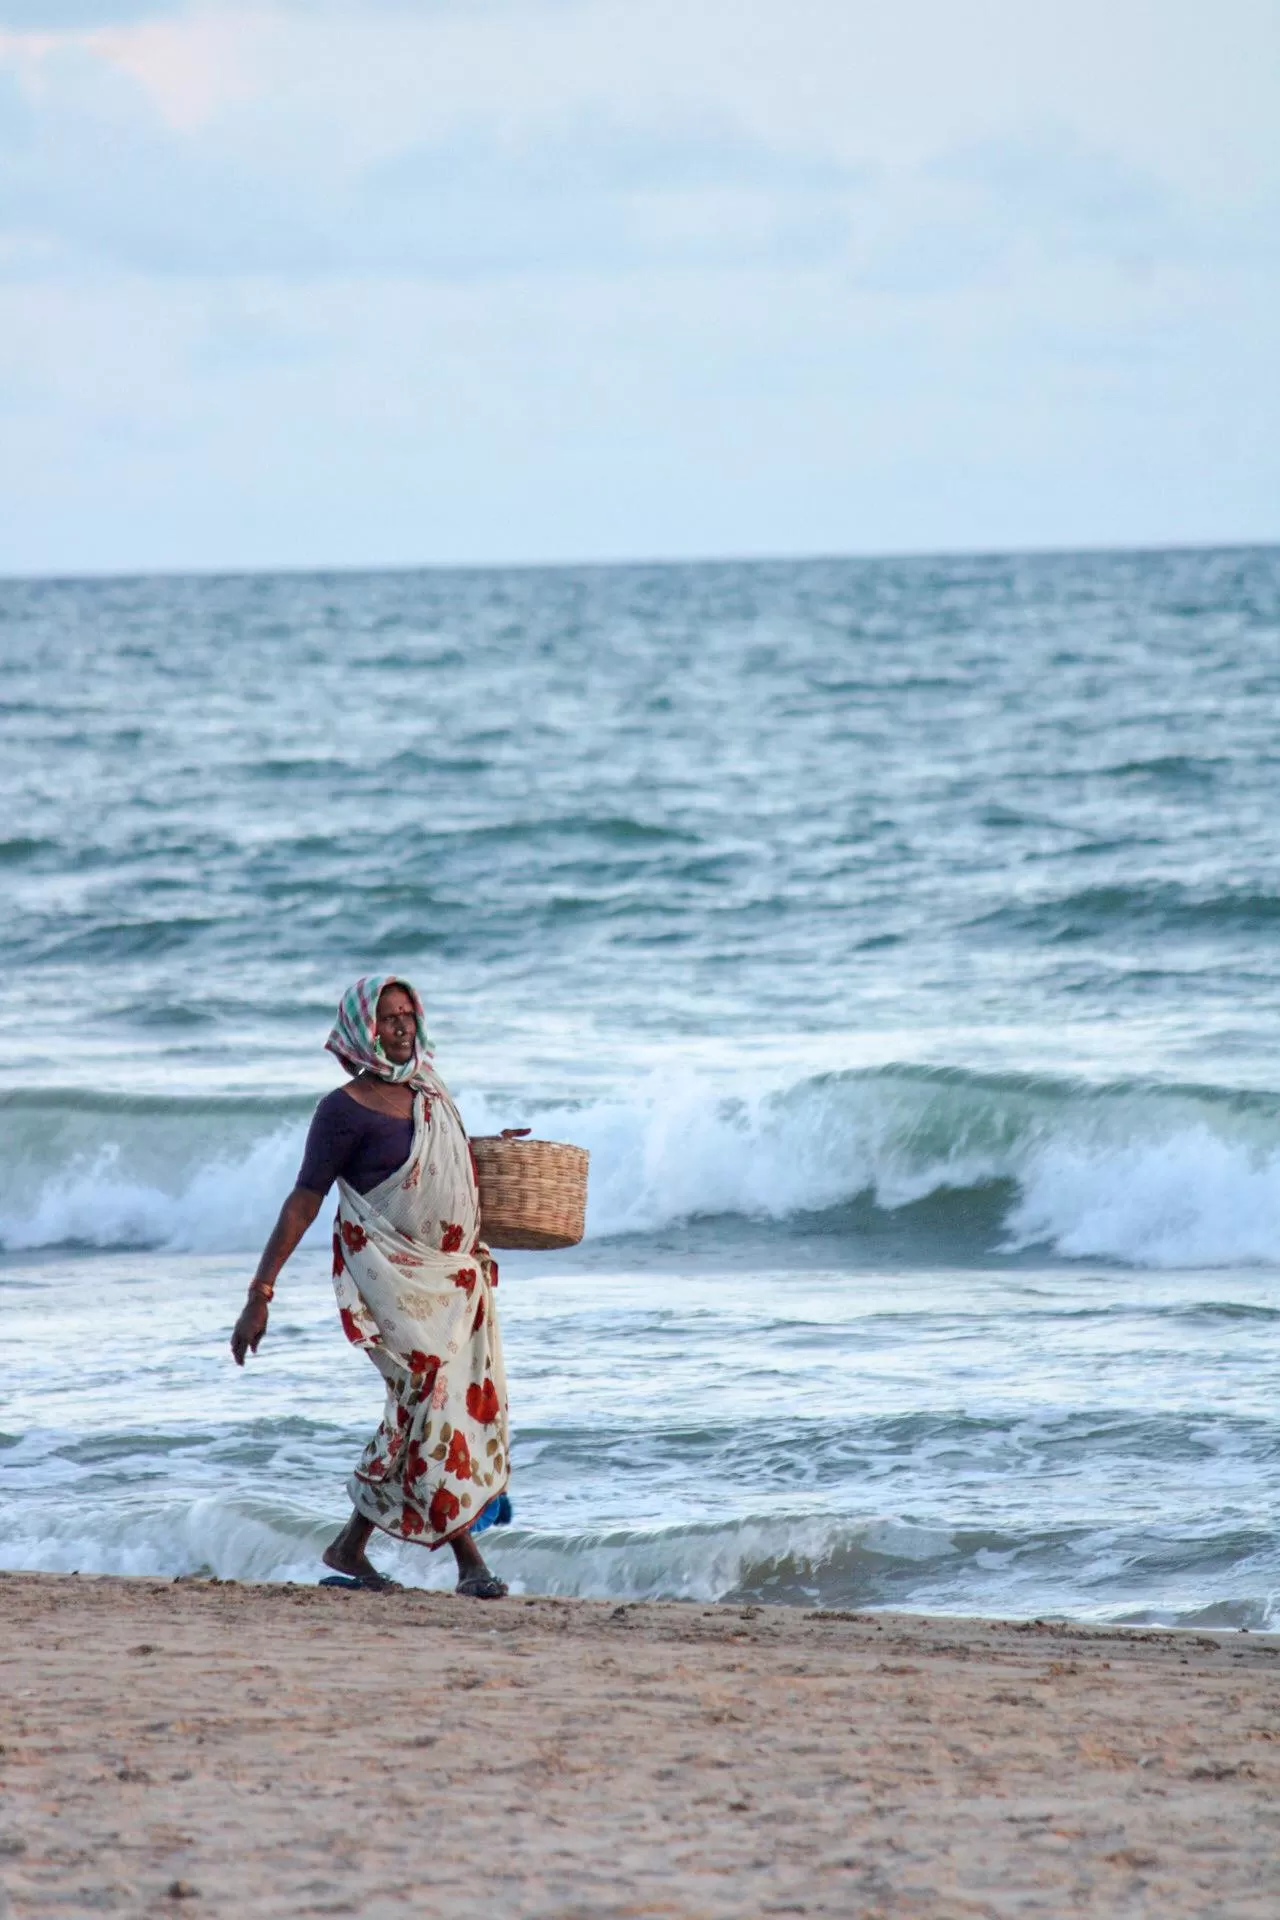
[330,1069,509,1548]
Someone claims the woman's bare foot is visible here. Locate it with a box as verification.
[452,1529,507,1599]
[322,1511,401,1589]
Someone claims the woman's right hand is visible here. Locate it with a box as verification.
[231,1293,270,1366]
[231,1188,321,1369]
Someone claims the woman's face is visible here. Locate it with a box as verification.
[375,985,417,1064]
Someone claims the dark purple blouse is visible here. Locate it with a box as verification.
[296,1087,414,1198]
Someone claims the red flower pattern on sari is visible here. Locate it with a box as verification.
[428,1485,461,1533]
[466,1378,500,1425]
[328,1057,506,1550]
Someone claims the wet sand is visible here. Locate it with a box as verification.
[1,1572,1278,1918]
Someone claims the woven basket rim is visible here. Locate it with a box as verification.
[472,1133,589,1250]
[471,1135,588,1158]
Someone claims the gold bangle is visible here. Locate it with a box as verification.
[249,1283,274,1304]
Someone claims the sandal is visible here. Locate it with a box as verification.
[456,1573,508,1600]
[319,1570,403,1592]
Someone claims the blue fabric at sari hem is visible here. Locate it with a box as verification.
[470,1491,513,1536]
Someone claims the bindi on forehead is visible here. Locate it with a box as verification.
[378,993,415,1019]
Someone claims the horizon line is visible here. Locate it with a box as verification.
[1,534,1277,590]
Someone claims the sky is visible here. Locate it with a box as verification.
[0,0,1277,575]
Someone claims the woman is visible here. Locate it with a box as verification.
[230,976,509,1599]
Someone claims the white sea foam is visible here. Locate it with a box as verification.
[1007,1127,1280,1268]
[3,1069,1280,1268]
[0,1127,309,1256]
[2,1495,1271,1627]
[0,1494,330,1587]
[424,1073,1280,1270]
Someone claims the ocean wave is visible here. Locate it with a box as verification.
[512,1067,1280,1270]
[972,882,1280,942]
[1,1488,1272,1627]
[4,1066,1280,1269]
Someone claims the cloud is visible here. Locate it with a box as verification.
[0,0,1275,572]
[0,2,178,21]
[370,112,858,200]
[0,47,865,279]
[0,23,1211,297]
[932,129,1173,261]
[0,0,581,23]
[354,112,864,276]
[852,127,1181,297]
[0,46,330,274]
[0,62,31,144]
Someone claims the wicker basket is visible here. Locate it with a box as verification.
[471,1131,589,1250]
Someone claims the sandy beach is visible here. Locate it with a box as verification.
[1,1574,1277,1917]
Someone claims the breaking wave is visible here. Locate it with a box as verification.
[1,1481,1272,1629]
[4,1065,1280,1269]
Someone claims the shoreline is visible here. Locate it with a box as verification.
[2,1573,1278,1917]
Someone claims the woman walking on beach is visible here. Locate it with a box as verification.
[230,976,509,1599]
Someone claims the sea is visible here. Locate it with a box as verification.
[3,546,1280,1625]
